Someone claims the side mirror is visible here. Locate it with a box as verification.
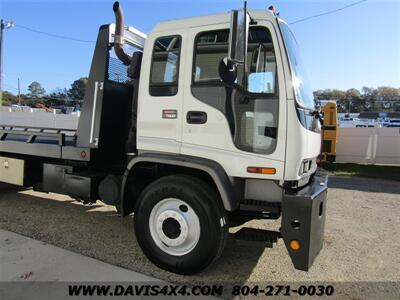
[228,9,249,64]
[219,57,237,84]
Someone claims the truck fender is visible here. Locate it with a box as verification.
[119,152,239,216]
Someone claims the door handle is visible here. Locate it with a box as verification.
[186,111,207,124]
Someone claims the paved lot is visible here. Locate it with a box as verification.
[1,230,221,300]
[0,176,399,297]
[0,229,158,282]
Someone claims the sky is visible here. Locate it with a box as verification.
[1,0,399,94]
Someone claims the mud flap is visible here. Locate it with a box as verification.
[281,171,328,271]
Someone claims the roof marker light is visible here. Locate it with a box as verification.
[268,5,279,17]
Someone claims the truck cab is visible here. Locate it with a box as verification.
[0,2,327,275]
[136,9,321,185]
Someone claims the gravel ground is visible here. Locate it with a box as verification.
[0,176,399,298]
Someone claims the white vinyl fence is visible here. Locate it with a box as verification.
[336,128,400,164]
[0,109,79,130]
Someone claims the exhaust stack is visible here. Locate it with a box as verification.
[113,1,132,65]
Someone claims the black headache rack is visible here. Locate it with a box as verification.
[281,170,328,271]
[0,24,145,164]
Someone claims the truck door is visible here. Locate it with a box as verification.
[181,23,287,179]
[137,30,187,154]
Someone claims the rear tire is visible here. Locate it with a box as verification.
[134,174,227,275]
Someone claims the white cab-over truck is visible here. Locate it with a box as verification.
[0,2,327,274]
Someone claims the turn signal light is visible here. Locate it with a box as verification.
[290,240,301,251]
[247,167,276,175]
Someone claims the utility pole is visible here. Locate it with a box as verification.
[348,99,351,114]
[18,77,21,106]
[0,19,16,106]
[0,20,4,106]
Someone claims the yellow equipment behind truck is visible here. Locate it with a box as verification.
[321,102,338,162]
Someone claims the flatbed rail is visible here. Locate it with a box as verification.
[0,125,89,161]
[0,125,76,146]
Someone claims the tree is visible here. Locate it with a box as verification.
[345,88,361,113]
[68,77,88,100]
[376,87,400,111]
[49,88,69,101]
[314,89,347,112]
[361,87,374,99]
[345,88,361,100]
[2,91,19,106]
[27,81,46,98]
[314,89,346,101]
[361,87,375,111]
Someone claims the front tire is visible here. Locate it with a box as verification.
[134,175,227,275]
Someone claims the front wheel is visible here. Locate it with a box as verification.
[134,175,228,275]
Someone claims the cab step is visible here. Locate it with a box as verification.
[234,228,281,247]
[239,199,281,219]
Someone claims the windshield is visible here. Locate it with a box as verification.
[245,28,277,94]
[279,21,315,109]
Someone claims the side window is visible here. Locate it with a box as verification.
[150,35,181,96]
[193,30,229,83]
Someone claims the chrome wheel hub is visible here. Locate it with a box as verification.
[149,198,200,256]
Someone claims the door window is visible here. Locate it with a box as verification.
[150,35,181,96]
[191,27,279,155]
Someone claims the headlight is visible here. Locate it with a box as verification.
[299,159,315,176]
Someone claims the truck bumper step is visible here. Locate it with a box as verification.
[234,228,281,247]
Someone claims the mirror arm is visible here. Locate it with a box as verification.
[242,1,249,92]
[224,81,250,104]
[227,59,236,72]
[262,44,267,72]
[221,80,247,97]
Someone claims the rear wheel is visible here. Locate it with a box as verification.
[134,175,227,275]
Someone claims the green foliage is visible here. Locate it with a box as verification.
[45,87,70,106]
[1,77,88,108]
[322,163,400,181]
[1,91,19,106]
[49,87,69,100]
[27,81,46,98]
[315,87,400,113]
[68,77,88,100]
